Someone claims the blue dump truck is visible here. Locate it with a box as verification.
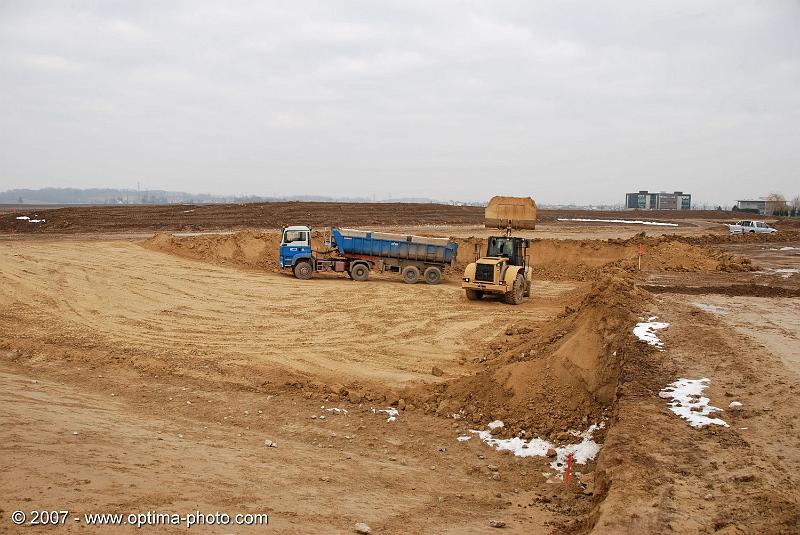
[279,225,458,284]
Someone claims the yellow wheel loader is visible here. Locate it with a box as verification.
[462,196,536,305]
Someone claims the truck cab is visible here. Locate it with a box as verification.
[279,225,313,269]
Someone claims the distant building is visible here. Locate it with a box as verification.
[625,191,691,210]
[735,199,789,215]
[735,199,767,214]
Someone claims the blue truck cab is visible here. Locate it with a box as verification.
[279,225,313,269]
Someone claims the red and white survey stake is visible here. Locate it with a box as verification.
[565,452,574,485]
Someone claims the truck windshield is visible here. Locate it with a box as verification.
[486,237,514,258]
[283,230,307,244]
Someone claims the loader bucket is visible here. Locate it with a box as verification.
[484,196,537,230]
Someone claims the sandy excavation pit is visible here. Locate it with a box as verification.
[1,239,577,389]
[2,213,800,534]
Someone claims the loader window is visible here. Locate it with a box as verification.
[486,237,522,265]
[486,237,507,257]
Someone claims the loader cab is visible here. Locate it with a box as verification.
[279,225,313,268]
[485,236,529,267]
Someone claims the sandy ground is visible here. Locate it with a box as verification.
[0,239,573,387]
[594,294,800,534]
[2,215,799,534]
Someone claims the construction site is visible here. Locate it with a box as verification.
[1,200,798,534]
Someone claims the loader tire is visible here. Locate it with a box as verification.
[402,265,420,284]
[423,266,442,285]
[465,289,484,301]
[524,279,531,298]
[350,263,370,282]
[504,274,525,305]
[293,260,313,280]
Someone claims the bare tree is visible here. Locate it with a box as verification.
[791,195,800,216]
[765,193,787,215]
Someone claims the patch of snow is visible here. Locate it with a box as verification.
[634,319,670,348]
[487,420,504,430]
[774,268,799,279]
[16,216,29,220]
[557,218,678,227]
[373,407,398,422]
[467,422,605,472]
[456,435,471,442]
[660,378,728,428]
[29,219,45,223]
[729,401,742,409]
[779,246,796,251]
[692,303,726,314]
[548,423,605,471]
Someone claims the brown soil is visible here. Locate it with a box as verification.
[0,202,484,234]
[142,230,283,272]
[421,271,643,438]
[641,284,800,298]
[5,200,794,235]
[141,229,758,285]
[1,214,798,534]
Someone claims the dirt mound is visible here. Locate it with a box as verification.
[677,229,800,245]
[142,230,282,271]
[451,235,756,281]
[145,230,757,285]
[640,283,800,298]
[413,270,646,439]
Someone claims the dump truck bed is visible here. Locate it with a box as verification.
[333,227,457,264]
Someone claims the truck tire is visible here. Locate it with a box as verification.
[465,289,483,300]
[504,274,525,305]
[350,263,370,282]
[293,260,313,280]
[524,279,531,298]
[423,266,442,285]
[401,265,420,284]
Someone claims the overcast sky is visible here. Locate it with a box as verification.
[1,1,798,205]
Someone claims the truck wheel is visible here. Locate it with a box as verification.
[350,263,370,282]
[524,280,531,297]
[293,260,313,280]
[401,266,420,284]
[504,274,525,305]
[465,289,483,300]
[423,266,442,285]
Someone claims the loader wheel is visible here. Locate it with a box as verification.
[465,289,484,301]
[423,266,442,285]
[504,274,525,305]
[401,266,420,284]
[293,260,313,280]
[350,263,370,282]
[524,279,531,298]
